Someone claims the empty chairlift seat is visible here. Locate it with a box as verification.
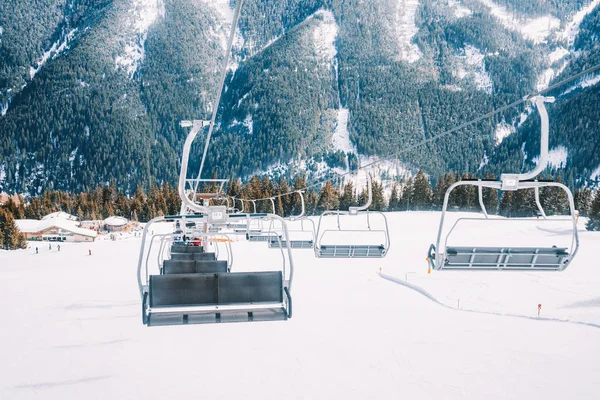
[318,244,386,258]
[171,245,205,254]
[170,252,216,261]
[144,271,290,326]
[247,232,280,242]
[162,259,228,274]
[442,246,569,270]
[269,239,313,249]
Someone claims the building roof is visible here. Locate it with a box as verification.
[104,216,129,227]
[16,219,98,238]
[42,211,78,222]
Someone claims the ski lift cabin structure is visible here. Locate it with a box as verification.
[427,96,579,271]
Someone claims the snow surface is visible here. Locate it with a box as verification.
[448,0,472,18]
[547,146,568,169]
[494,121,514,145]
[549,47,569,63]
[478,0,560,44]
[311,10,338,64]
[30,29,78,80]
[563,74,600,95]
[1,211,600,399]
[454,45,493,94]
[591,164,600,181]
[556,0,600,46]
[395,0,422,63]
[115,0,165,79]
[243,114,253,135]
[332,108,356,154]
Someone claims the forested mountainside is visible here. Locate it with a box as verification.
[0,0,599,195]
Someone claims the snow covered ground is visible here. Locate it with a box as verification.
[1,211,600,399]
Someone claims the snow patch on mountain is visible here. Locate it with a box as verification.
[115,0,165,79]
[494,122,514,145]
[395,0,422,63]
[591,164,600,181]
[311,10,338,63]
[478,151,489,170]
[206,0,244,69]
[1,101,8,117]
[548,146,568,169]
[549,47,569,63]
[454,45,493,94]
[556,0,600,46]
[478,0,560,44]
[243,114,253,135]
[332,108,356,154]
[29,29,78,80]
[563,74,600,95]
[448,0,472,18]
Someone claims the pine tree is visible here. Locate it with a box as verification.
[412,170,432,211]
[401,177,414,211]
[371,180,386,211]
[0,208,27,250]
[338,182,356,210]
[433,173,454,210]
[316,181,339,213]
[586,191,600,231]
[388,183,400,211]
[574,188,593,216]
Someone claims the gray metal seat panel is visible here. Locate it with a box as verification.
[247,234,280,242]
[318,245,386,258]
[149,271,283,307]
[170,245,205,254]
[147,308,287,326]
[150,274,217,307]
[163,260,228,274]
[444,246,568,270]
[269,240,313,249]
[218,272,283,304]
[170,252,216,261]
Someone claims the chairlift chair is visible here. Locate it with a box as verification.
[138,212,294,326]
[314,174,390,258]
[427,96,579,271]
[268,191,316,249]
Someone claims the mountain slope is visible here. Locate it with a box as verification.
[0,0,599,193]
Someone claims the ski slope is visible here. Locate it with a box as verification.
[1,211,600,399]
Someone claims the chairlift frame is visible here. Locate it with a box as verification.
[138,213,295,326]
[428,97,579,271]
[314,174,390,258]
[268,191,316,249]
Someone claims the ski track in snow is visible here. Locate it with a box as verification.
[379,272,600,329]
[395,0,422,63]
[332,108,356,154]
[115,0,165,79]
[311,10,338,63]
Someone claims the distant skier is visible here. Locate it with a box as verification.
[58,245,61,252]
[89,249,92,256]
[35,247,38,254]
[49,244,51,250]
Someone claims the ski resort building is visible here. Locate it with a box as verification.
[16,219,97,242]
[103,216,129,232]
